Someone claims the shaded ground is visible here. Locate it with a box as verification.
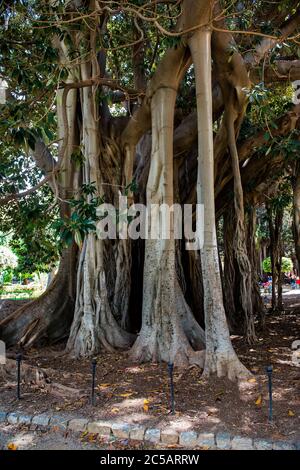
[0,293,299,442]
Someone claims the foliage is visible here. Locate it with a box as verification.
[1,269,13,284]
[0,1,299,305]
[262,256,293,273]
[53,183,104,249]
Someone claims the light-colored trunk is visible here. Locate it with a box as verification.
[189,29,250,380]
[130,87,205,366]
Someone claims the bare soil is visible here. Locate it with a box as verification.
[0,294,299,442]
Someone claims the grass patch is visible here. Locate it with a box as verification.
[0,283,44,300]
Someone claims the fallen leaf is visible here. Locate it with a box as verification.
[143,399,149,412]
[118,392,135,398]
[255,395,262,406]
[7,442,18,451]
[248,378,257,383]
[288,410,295,417]
[111,407,120,413]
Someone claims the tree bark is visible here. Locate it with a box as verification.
[66,57,134,357]
[189,25,250,380]
[223,204,238,331]
[293,161,300,272]
[0,64,80,348]
[246,204,265,327]
[267,204,284,311]
[130,87,205,367]
[0,245,77,347]
[212,21,256,343]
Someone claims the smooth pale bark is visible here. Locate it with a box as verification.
[130,88,205,366]
[212,18,256,343]
[189,28,250,380]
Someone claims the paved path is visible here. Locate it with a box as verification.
[0,423,104,450]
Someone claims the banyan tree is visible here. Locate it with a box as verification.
[1,0,300,380]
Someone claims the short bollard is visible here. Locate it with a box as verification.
[16,353,22,400]
[91,358,97,406]
[168,362,175,415]
[266,365,273,422]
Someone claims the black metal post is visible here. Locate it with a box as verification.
[16,353,22,400]
[168,362,175,415]
[91,358,97,406]
[266,365,273,422]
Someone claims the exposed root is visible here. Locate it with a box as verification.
[131,327,205,368]
[203,349,252,381]
[67,236,135,357]
[0,248,76,348]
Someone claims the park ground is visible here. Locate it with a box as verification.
[0,291,299,450]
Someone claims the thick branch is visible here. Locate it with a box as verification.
[244,10,300,68]
[250,59,300,83]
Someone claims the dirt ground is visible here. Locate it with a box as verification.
[0,294,299,442]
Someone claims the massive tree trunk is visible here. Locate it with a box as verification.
[212,23,256,343]
[130,82,205,367]
[0,245,76,347]
[189,21,250,379]
[1,0,262,378]
[66,57,134,356]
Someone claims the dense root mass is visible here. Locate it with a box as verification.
[130,245,205,367]
[67,236,134,357]
[0,248,76,348]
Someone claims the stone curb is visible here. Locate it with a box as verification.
[0,410,298,450]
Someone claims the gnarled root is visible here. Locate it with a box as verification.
[66,236,135,357]
[0,247,76,348]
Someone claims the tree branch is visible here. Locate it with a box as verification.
[0,172,56,206]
